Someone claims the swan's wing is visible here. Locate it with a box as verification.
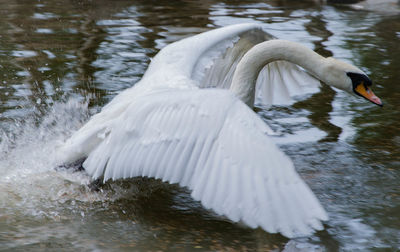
[76,89,328,238]
[57,83,149,163]
[192,26,272,89]
[142,23,268,85]
[196,31,321,107]
[255,61,321,106]
[142,23,320,106]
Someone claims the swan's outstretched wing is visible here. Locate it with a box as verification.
[66,89,328,238]
[142,23,320,106]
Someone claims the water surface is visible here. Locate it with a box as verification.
[0,0,399,251]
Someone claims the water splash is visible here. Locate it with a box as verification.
[0,96,178,223]
[0,97,106,222]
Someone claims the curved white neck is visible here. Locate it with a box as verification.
[230,40,326,107]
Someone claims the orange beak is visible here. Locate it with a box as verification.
[354,82,383,107]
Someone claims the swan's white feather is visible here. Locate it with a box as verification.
[58,23,329,238]
[142,23,320,106]
[255,61,321,106]
[80,89,328,238]
[159,24,321,106]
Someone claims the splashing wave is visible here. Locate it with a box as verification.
[0,98,107,220]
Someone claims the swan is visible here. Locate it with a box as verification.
[57,23,382,238]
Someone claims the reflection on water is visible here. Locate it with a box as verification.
[0,0,399,250]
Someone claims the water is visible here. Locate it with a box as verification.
[0,0,399,250]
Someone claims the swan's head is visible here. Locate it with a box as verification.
[322,57,382,106]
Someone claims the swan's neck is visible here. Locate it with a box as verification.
[230,40,326,107]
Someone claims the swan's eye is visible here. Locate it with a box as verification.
[346,72,372,90]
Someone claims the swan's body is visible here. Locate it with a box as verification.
[58,23,382,238]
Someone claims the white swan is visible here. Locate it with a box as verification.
[58,23,382,238]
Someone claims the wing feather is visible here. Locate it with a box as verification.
[255,61,321,107]
[138,23,320,107]
[194,30,322,107]
[63,87,328,238]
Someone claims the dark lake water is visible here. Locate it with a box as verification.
[0,0,399,251]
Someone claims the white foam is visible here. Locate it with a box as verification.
[0,98,106,220]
